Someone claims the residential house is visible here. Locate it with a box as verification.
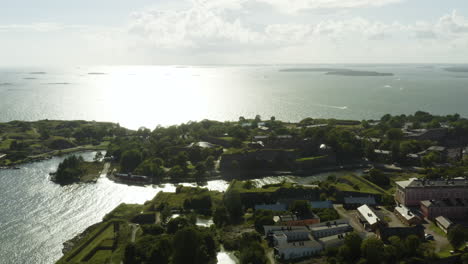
[274,240,323,260]
[435,216,453,234]
[357,204,384,231]
[394,204,421,226]
[309,220,353,239]
[274,214,320,226]
[318,233,348,249]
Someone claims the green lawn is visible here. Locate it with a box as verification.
[59,222,115,263]
[332,174,388,195]
[149,186,223,211]
[295,156,327,162]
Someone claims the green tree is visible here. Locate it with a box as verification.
[361,237,384,264]
[213,206,230,227]
[290,200,312,218]
[253,210,274,233]
[386,128,404,141]
[120,149,143,173]
[224,190,243,223]
[448,225,467,250]
[404,235,421,257]
[344,232,362,261]
[172,227,216,264]
[239,233,267,264]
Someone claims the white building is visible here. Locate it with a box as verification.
[309,220,353,239]
[275,240,323,260]
[357,204,382,230]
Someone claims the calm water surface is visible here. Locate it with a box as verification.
[1,64,467,129]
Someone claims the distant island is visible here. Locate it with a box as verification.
[280,68,394,76]
[444,67,468,73]
[279,68,350,72]
[325,70,394,76]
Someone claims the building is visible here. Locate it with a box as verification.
[274,214,320,226]
[0,153,6,160]
[357,204,384,230]
[274,240,323,260]
[318,233,348,249]
[264,225,309,236]
[435,216,453,234]
[394,204,421,226]
[403,128,447,141]
[254,203,288,212]
[310,200,333,209]
[309,220,353,239]
[377,226,425,243]
[343,196,376,210]
[270,228,311,245]
[395,178,468,206]
[420,199,468,220]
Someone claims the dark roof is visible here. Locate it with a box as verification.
[378,226,424,242]
[344,196,376,205]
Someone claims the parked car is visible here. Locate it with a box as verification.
[425,234,434,240]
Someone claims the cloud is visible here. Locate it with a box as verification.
[256,0,405,13]
[128,6,263,50]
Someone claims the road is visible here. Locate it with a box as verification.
[100,162,110,177]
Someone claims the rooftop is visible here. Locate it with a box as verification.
[0,153,6,160]
[397,178,468,189]
[275,239,322,249]
[394,205,419,221]
[421,198,468,208]
[435,216,453,229]
[357,205,380,225]
[310,223,350,232]
[344,196,376,205]
[428,146,446,152]
[310,200,333,209]
[318,233,348,246]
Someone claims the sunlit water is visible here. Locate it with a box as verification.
[0,152,230,264]
[1,65,468,129]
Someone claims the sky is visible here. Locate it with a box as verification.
[1,0,468,65]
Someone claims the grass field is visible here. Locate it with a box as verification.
[149,186,223,210]
[332,174,388,195]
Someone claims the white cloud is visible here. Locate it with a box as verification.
[257,0,405,13]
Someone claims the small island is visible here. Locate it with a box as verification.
[279,68,350,72]
[280,68,394,76]
[50,154,104,184]
[325,70,394,76]
[444,66,468,73]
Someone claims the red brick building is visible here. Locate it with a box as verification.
[395,178,468,206]
[420,199,468,220]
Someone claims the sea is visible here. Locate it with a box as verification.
[0,64,467,263]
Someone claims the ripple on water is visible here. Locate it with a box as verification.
[0,151,229,264]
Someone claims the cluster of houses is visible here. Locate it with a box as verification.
[255,200,356,260]
[264,219,354,260]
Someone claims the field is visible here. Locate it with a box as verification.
[331,174,388,195]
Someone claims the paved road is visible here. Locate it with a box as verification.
[130,224,138,243]
[100,162,110,177]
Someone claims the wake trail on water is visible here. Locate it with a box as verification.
[312,103,348,110]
